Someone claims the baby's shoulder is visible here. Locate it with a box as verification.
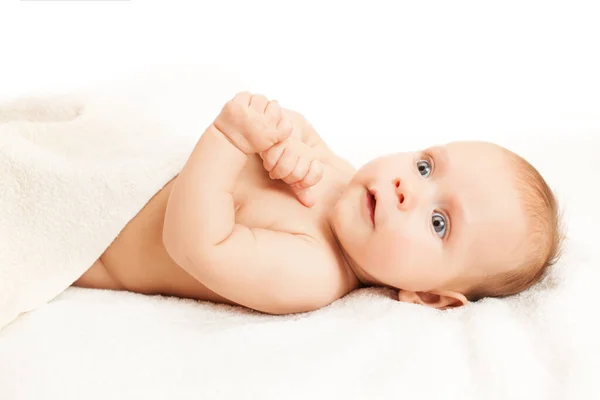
[299,230,359,297]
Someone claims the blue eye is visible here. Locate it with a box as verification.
[417,159,432,178]
[432,211,447,238]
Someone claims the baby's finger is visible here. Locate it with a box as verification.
[282,156,311,185]
[275,115,294,142]
[292,160,324,189]
[269,147,299,180]
[249,94,269,113]
[289,184,317,208]
[232,91,252,106]
[260,141,286,172]
[264,100,281,128]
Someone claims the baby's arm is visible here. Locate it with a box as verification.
[163,94,344,314]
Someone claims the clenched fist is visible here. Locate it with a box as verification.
[259,136,324,208]
[213,92,293,155]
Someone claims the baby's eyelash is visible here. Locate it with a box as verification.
[421,150,435,171]
[420,150,451,240]
[435,209,451,241]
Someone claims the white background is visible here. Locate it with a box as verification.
[0,0,598,247]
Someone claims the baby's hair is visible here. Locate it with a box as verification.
[465,147,565,302]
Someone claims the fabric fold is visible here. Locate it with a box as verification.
[0,89,199,330]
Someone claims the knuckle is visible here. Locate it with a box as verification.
[287,168,304,182]
[283,174,299,184]
[314,160,324,174]
[252,93,268,103]
[235,91,252,100]
[273,154,295,177]
[279,118,294,134]
[222,100,234,114]
[262,157,274,171]
[265,101,281,121]
[223,99,244,119]
[263,153,278,171]
[276,160,294,176]
[314,163,324,180]
[267,100,281,115]
[270,166,283,179]
[305,161,323,184]
[288,157,309,181]
[249,117,267,133]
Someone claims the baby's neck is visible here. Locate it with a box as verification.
[325,213,371,289]
[318,172,373,289]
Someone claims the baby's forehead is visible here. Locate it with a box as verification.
[444,140,506,157]
[430,141,512,177]
[441,142,527,274]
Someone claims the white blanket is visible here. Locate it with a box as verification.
[0,246,598,400]
[0,73,599,400]
[0,87,199,330]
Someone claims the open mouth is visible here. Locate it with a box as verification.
[367,190,376,225]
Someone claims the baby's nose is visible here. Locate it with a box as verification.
[393,178,410,209]
[394,179,406,204]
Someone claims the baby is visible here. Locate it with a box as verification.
[73,92,564,314]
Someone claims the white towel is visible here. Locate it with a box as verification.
[0,86,204,330]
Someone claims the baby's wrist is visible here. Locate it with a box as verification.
[207,123,247,157]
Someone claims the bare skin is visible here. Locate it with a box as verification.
[73,110,359,310]
[3,92,528,314]
[74,95,528,314]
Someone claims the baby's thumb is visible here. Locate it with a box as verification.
[291,185,316,208]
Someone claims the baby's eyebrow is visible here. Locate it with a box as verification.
[428,146,450,170]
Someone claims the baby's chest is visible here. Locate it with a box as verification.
[233,155,322,235]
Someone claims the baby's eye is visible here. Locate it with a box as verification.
[432,211,447,238]
[417,159,432,178]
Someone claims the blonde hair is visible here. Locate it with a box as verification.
[465,148,565,302]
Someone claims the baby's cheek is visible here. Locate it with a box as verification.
[372,229,437,283]
[369,231,406,268]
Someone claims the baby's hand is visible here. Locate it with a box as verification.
[260,136,324,208]
[213,92,293,155]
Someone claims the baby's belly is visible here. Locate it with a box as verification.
[73,176,238,306]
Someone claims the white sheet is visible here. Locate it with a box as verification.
[0,68,599,400]
[0,242,598,400]
[0,88,194,330]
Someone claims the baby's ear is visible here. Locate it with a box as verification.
[397,289,468,310]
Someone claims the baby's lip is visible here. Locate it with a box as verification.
[367,188,377,226]
[372,190,378,224]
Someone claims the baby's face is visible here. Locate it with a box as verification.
[332,141,528,297]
